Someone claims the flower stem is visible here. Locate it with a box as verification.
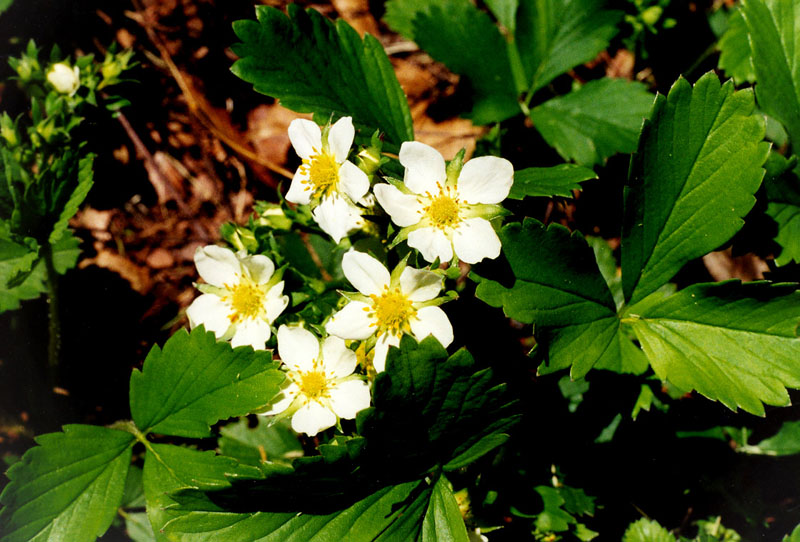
[42,242,61,370]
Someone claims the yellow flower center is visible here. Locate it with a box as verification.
[300,150,339,199]
[368,288,417,338]
[227,279,265,322]
[423,187,461,230]
[299,369,329,400]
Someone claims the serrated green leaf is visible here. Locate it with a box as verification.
[509,164,597,199]
[231,5,413,145]
[718,8,755,85]
[627,281,800,415]
[739,420,800,456]
[623,518,676,542]
[516,0,622,94]
[585,236,623,310]
[384,0,520,123]
[0,425,134,542]
[621,72,769,304]
[129,327,284,438]
[764,155,800,265]
[742,0,800,148]
[218,417,302,466]
[534,486,574,532]
[49,153,93,245]
[529,78,653,166]
[420,476,469,542]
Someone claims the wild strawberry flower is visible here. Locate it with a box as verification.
[263,325,371,436]
[325,250,454,373]
[186,245,289,350]
[374,141,513,264]
[286,116,370,244]
[46,62,80,95]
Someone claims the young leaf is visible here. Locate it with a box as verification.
[717,8,755,85]
[0,425,134,542]
[384,0,520,123]
[529,78,654,166]
[741,0,800,147]
[420,476,469,542]
[508,164,597,199]
[621,72,769,305]
[515,0,622,94]
[129,327,284,438]
[622,518,676,542]
[627,281,800,415]
[231,5,413,146]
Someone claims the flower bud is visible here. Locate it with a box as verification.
[0,113,19,147]
[46,62,80,95]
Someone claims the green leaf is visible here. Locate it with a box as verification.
[529,78,654,166]
[384,0,520,123]
[623,518,676,542]
[485,0,519,32]
[0,0,14,16]
[718,8,755,85]
[231,5,413,145]
[741,0,800,148]
[129,327,284,438]
[420,476,469,542]
[516,0,622,94]
[627,281,800,415]
[784,524,800,542]
[585,236,623,310]
[218,417,302,467]
[509,164,597,199]
[533,486,575,532]
[739,420,800,456]
[49,153,93,245]
[621,72,769,304]
[764,154,800,265]
[124,512,157,542]
[594,413,622,443]
[0,425,134,542]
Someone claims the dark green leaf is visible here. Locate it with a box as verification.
[420,476,469,542]
[231,5,413,145]
[623,518,676,542]
[129,327,284,438]
[718,8,755,85]
[485,0,519,32]
[764,154,800,265]
[594,413,622,443]
[121,465,145,509]
[218,417,302,466]
[509,164,597,199]
[529,78,653,166]
[533,486,574,532]
[621,72,769,304]
[586,236,623,310]
[0,425,134,542]
[49,153,93,245]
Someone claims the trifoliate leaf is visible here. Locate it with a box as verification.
[231,5,413,146]
[738,421,800,456]
[623,518,676,542]
[529,78,654,166]
[741,0,800,148]
[515,0,622,94]
[129,327,284,438]
[508,164,597,200]
[621,72,769,305]
[420,476,469,542]
[384,0,520,123]
[627,281,800,415]
[717,8,755,85]
[0,425,134,542]
[218,417,302,467]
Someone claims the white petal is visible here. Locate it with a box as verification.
[452,218,501,264]
[341,250,390,295]
[312,195,362,244]
[338,161,370,202]
[194,245,241,287]
[327,116,355,163]
[291,401,337,436]
[399,267,443,302]
[231,318,271,350]
[265,281,289,323]
[241,254,275,284]
[456,156,514,204]
[285,169,312,205]
[321,336,358,378]
[407,227,453,263]
[329,380,371,419]
[261,382,300,416]
[410,306,454,348]
[372,334,400,373]
[373,184,424,227]
[399,141,446,195]
[277,325,320,372]
[325,301,375,340]
[288,119,322,160]
[186,294,232,338]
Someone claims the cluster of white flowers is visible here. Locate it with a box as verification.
[186,116,514,436]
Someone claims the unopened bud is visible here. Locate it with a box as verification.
[46,62,80,95]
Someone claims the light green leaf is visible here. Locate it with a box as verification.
[741,0,800,148]
[129,327,284,438]
[623,518,676,542]
[529,78,653,166]
[784,524,800,542]
[764,154,800,265]
[558,375,589,413]
[0,0,14,16]
[627,281,800,415]
[485,0,519,32]
[231,5,413,146]
[49,153,93,245]
[621,72,769,304]
[218,417,302,466]
[516,0,622,94]
[718,8,755,85]
[533,486,574,532]
[594,413,622,443]
[0,425,134,542]
[509,164,597,199]
[631,383,667,420]
[124,512,157,542]
[420,476,469,542]
[739,420,800,456]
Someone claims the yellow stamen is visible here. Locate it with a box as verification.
[226,278,265,322]
[368,288,417,338]
[424,185,461,230]
[298,368,329,400]
[299,149,339,199]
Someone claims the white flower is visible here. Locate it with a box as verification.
[286,117,370,244]
[325,250,454,372]
[263,325,371,436]
[186,245,289,350]
[46,62,80,95]
[374,141,513,264]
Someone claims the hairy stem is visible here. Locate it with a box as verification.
[42,242,61,370]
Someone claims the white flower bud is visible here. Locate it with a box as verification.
[46,63,80,95]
